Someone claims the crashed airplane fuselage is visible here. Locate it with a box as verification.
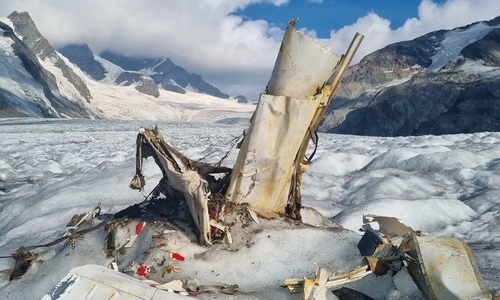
[130,19,363,245]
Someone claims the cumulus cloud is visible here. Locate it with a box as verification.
[1,0,499,99]
[317,0,500,63]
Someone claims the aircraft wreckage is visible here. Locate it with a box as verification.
[3,19,497,300]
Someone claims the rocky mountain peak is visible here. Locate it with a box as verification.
[0,15,100,118]
[135,77,160,98]
[58,44,107,81]
[8,11,92,102]
[100,51,229,99]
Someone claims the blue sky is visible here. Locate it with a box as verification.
[237,0,445,38]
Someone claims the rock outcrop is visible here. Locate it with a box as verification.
[135,77,160,98]
[58,44,107,80]
[0,18,99,119]
[235,95,249,103]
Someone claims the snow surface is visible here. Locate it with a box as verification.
[61,55,255,122]
[428,22,500,71]
[93,54,125,84]
[0,119,499,299]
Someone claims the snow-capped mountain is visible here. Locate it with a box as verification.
[320,15,500,136]
[101,51,230,99]
[0,12,101,119]
[58,44,230,99]
[0,11,252,121]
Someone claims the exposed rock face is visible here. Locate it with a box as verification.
[58,44,107,80]
[235,95,249,103]
[101,51,229,98]
[462,28,500,67]
[115,71,143,86]
[8,11,92,103]
[320,17,500,136]
[135,77,160,98]
[162,83,186,94]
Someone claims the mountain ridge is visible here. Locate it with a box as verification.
[320,15,500,136]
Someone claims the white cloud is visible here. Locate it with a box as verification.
[1,0,499,99]
[317,0,500,63]
[308,0,324,3]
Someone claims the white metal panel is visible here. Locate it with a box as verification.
[267,22,340,98]
[42,265,188,300]
[225,93,327,213]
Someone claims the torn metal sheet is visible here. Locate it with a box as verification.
[363,214,415,237]
[267,18,341,98]
[225,92,330,214]
[399,235,492,300]
[131,127,212,244]
[225,18,348,215]
[359,215,493,299]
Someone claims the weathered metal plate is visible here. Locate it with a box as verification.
[225,93,327,213]
[404,236,492,300]
[141,128,211,244]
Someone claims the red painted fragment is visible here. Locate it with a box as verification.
[138,263,148,277]
[136,222,146,235]
[171,253,185,261]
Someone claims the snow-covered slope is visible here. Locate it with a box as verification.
[59,54,255,122]
[0,120,499,299]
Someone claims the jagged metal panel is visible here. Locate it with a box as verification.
[267,21,341,98]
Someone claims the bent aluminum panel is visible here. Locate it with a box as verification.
[267,20,341,98]
[141,129,211,244]
[225,93,327,213]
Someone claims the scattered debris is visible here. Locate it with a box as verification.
[8,250,38,281]
[163,265,181,277]
[285,215,495,300]
[248,208,260,224]
[124,234,138,248]
[68,233,83,249]
[284,265,372,294]
[302,267,328,300]
[137,262,148,277]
